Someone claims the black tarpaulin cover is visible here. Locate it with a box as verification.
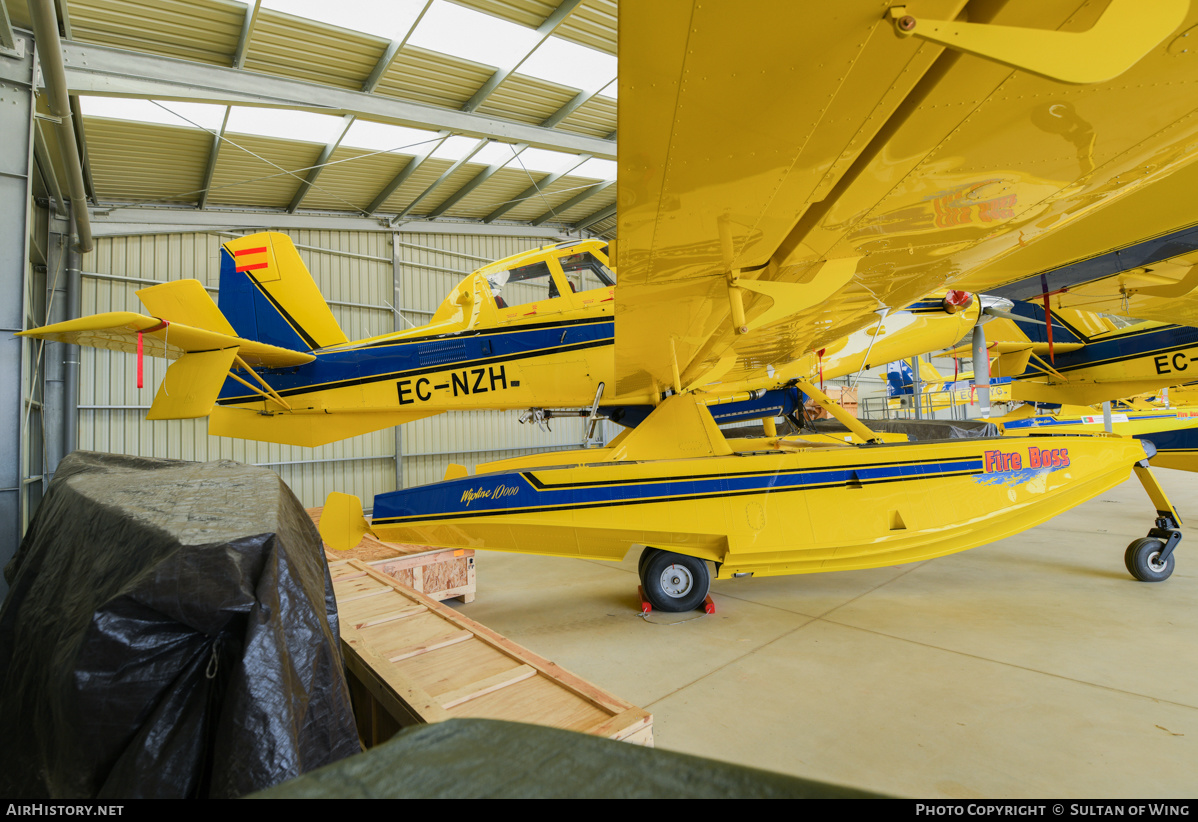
[0,452,360,799]
[253,718,884,799]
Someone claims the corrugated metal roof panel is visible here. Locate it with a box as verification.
[242,10,388,89]
[476,74,577,124]
[437,167,536,219]
[447,0,555,29]
[83,119,212,204]
[555,94,616,137]
[545,181,616,223]
[501,173,593,221]
[409,161,493,215]
[298,147,414,212]
[374,46,495,109]
[586,213,617,238]
[375,156,457,213]
[207,134,326,208]
[66,0,245,66]
[555,0,618,55]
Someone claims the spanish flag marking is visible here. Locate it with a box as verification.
[234,246,269,273]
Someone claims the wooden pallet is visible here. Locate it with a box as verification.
[330,558,654,748]
[308,507,475,603]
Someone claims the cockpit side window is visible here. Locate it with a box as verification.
[559,250,615,289]
[486,260,567,309]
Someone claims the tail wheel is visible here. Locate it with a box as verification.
[640,551,711,613]
[1125,537,1174,582]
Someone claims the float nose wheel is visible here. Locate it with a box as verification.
[1125,515,1182,583]
[1127,462,1183,583]
[639,550,712,613]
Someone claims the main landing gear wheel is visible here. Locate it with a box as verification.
[638,547,662,578]
[640,551,711,613]
[1125,537,1174,583]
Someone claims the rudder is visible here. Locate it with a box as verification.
[219,232,348,352]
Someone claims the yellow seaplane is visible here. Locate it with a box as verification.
[24,1,1198,610]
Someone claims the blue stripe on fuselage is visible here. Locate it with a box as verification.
[217,318,614,403]
[371,456,984,523]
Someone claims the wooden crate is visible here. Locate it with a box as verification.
[308,507,475,603]
[330,558,654,748]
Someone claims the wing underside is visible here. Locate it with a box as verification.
[615,0,1198,396]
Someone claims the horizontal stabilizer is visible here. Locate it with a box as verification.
[136,280,236,336]
[147,349,239,420]
[18,312,315,368]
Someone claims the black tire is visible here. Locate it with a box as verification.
[637,547,662,578]
[1125,537,1174,582]
[640,551,711,613]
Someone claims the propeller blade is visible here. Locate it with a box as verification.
[982,306,1046,326]
[971,324,991,419]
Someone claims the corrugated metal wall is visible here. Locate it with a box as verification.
[76,228,600,508]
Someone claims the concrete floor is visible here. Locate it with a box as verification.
[449,467,1198,799]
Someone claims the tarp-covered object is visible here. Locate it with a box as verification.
[253,718,884,799]
[0,452,360,799]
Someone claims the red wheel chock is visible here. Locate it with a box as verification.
[637,586,716,614]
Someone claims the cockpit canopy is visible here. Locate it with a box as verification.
[483,240,614,309]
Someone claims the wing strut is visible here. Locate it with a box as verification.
[794,378,882,444]
[229,355,292,411]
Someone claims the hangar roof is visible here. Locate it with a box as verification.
[9,0,619,238]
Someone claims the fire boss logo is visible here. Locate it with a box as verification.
[932,180,1016,228]
[984,447,1070,473]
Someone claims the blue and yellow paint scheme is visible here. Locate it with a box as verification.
[995,400,1198,474]
[18,232,984,447]
[317,393,1171,610]
[941,300,1198,407]
[23,1,1198,605]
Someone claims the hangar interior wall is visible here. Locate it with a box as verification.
[74,228,605,509]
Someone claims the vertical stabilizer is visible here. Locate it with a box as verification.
[219,232,348,351]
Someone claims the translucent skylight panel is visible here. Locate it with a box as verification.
[408,1,540,68]
[342,120,442,154]
[510,147,581,174]
[571,158,617,180]
[226,107,348,143]
[431,135,485,161]
[519,37,616,94]
[256,0,426,41]
[79,97,226,130]
[471,142,524,167]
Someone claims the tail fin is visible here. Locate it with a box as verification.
[219,232,348,352]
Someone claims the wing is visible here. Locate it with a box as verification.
[615,0,1195,397]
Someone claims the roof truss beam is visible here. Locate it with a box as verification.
[198,106,231,210]
[232,0,261,70]
[395,138,489,219]
[366,131,450,215]
[362,0,432,93]
[58,39,616,159]
[574,202,615,231]
[287,114,355,212]
[531,179,613,226]
[425,142,528,219]
[485,155,590,223]
[540,78,615,129]
[463,0,585,113]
